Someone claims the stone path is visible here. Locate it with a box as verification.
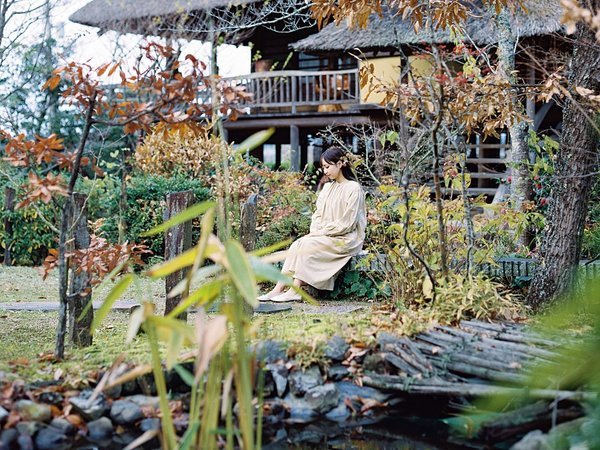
[0,300,140,312]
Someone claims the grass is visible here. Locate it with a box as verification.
[0,266,376,383]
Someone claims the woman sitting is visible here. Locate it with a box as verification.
[259,146,367,302]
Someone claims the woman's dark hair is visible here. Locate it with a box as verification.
[320,146,357,182]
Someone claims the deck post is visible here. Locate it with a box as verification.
[164,190,195,319]
[290,124,300,171]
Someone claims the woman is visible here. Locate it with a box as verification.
[259,146,367,302]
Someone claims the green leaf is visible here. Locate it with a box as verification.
[234,128,275,156]
[173,364,196,387]
[224,240,258,308]
[141,201,215,237]
[146,247,198,279]
[250,256,291,284]
[167,278,224,318]
[251,238,293,257]
[91,274,134,333]
[168,264,223,298]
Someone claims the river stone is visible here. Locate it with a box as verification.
[255,340,287,363]
[304,384,339,414]
[69,390,108,421]
[37,392,64,407]
[1,428,18,447]
[14,400,52,423]
[34,427,70,450]
[324,336,349,361]
[110,400,144,425]
[282,394,317,423]
[125,395,160,409]
[87,417,114,441]
[289,366,323,396]
[16,421,42,437]
[139,418,161,432]
[327,365,349,381]
[136,373,157,396]
[49,418,76,436]
[336,381,390,403]
[266,363,288,397]
[0,405,8,422]
[325,401,351,422]
[509,430,550,450]
[16,433,34,450]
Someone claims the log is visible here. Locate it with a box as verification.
[362,374,598,401]
[164,191,195,319]
[3,187,15,266]
[382,352,422,376]
[68,193,93,347]
[240,194,258,251]
[385,343,432,374]
[429,358,528,384]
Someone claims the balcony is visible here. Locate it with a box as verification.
[220,68,361,113]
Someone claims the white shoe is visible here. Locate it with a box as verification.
[270,291,302,303]
[257,292,281,302]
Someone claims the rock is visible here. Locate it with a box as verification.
[110,400,144,425]
[166,362,194,393]
[16,433,33,450]
[324,336,349,361]
[290,427,325,445]
[49,418,76,436]
[34,427,70,450]
[327,365,349,381]
[15,422,43,437]
[266,363,288,397]
[87,417,113,441]
[325,402,350,422]
[255,340,287,363]
[69,390,109,421]
[282,394,317,423]
[37,392,64,407]
[336,381,390,404]
[376,332,399,348]
[289,366,322,396]
[0,406,8,423]
[1,429,18,447]
[14,400,52,423]
[304,384,339,414]
[510,430,551,450]
[139,418,161,432]
[125,395,160,409]
[104,383,123,399]
[121,380,140,396]
[137,373,157,396]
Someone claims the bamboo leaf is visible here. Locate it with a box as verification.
[224,240,258,308]
[91,274,134,333]
[168,264,223,298]
[146,247,197,279]
[234,127,275,156]
[167,278,224,319]
[165,330,184,370]
[147,316,196,344]
[126,303,153,343]
[251,238,292,257]
[141,201,215,237]
[173,364,196,388]
[250,256,292,283]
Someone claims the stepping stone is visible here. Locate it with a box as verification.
[0,300,140,312]
[254,303,292,314]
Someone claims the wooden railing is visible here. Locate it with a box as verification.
[218,69,360,113]
[440,143,511,196]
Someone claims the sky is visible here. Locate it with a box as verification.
[52,0,251,77]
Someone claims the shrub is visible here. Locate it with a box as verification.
[255,170,316,249]
[99,173,211,259]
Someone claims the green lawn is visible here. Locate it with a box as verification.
[0,266,374,382]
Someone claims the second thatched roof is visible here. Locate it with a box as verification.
[69,0,257,40]
[291,1,564,53]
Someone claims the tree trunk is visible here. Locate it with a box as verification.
[495,7,534,247]
[164,190,195,319]
[68,193,93,347]
[528,11,600,308]
[3,187,15,266]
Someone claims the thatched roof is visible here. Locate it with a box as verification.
[69,0,257,41]
[291,1,564,53]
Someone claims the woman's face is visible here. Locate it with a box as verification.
[321,159,342,181]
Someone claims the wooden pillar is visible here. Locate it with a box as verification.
[240,194,258,252]
[290,124,300,171]
[69,192,93,347]
[164,190,195,319]
[3,187,15,266]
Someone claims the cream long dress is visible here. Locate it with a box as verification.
[281,179,367,291]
